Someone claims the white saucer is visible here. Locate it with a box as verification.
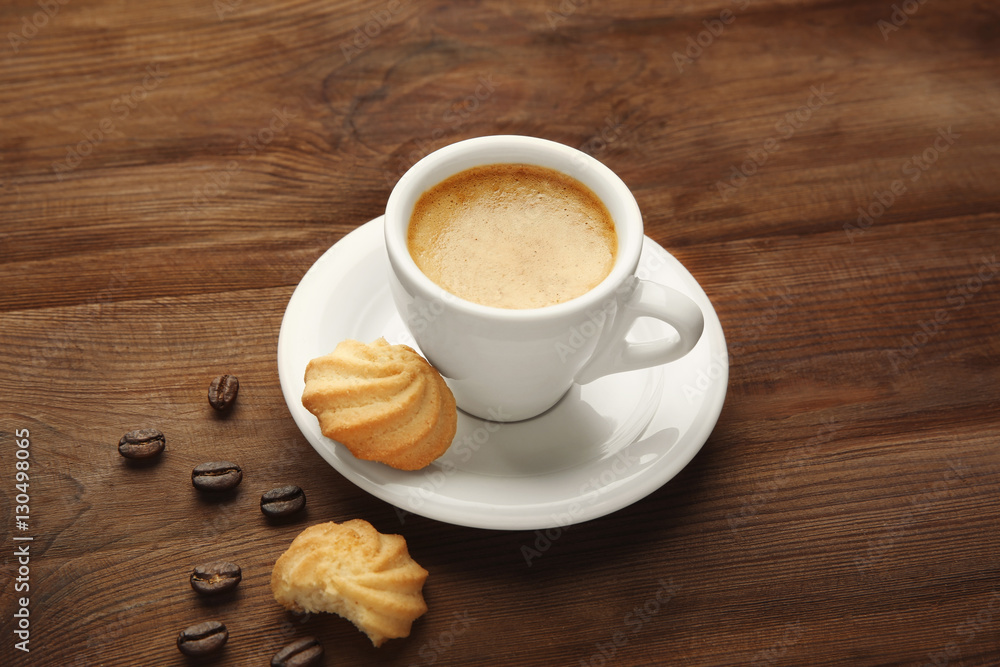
[277,217,728,531]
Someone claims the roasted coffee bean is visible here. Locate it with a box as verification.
[192,461,243,492]
[271,636,323,667]
[208,374,239,411]
[117,428,165,459]
[190,561,242,596]
[260,485,306,518]
[177,620,228,657]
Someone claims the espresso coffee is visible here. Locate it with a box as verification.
[407,163,617,309]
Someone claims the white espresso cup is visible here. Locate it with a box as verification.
[384,135,704,422]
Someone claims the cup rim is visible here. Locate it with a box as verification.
[384,134,643,321]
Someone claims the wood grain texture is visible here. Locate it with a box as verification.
[2,0,999,665]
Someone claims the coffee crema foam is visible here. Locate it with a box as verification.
[407,163,617,309]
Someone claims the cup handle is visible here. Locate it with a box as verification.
[575,279,705,385]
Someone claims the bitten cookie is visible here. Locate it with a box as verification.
[301,338,457,470]
[271,520,429,647]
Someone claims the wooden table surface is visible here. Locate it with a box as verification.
[2,0,999,665]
